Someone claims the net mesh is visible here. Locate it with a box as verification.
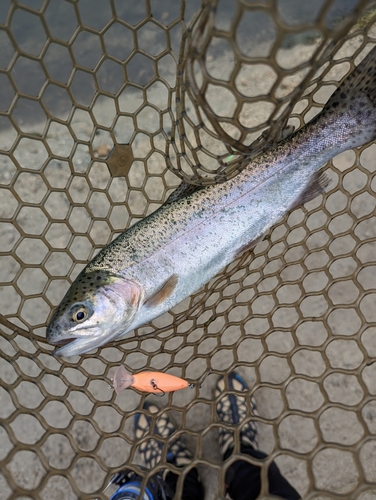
[1,0,376,498]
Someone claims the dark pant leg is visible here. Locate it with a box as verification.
[165,467,205,500]
[224,445,301,500]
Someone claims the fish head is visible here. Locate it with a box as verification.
[46,270,142,356]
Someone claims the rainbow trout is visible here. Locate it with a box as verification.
[47,46,376,356]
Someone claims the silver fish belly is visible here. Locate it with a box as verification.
[47,46,376,356]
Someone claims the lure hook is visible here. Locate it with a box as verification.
[150,379,165,397]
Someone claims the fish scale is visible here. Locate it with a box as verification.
[47,45,376,356]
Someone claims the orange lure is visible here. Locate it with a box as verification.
[112,365,190,395]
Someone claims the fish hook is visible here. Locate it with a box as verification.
[188,368,212,389]
[150,378,165,397]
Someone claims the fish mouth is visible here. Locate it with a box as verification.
[52,335,105,357]
[49,323,128,357]
[48,337,73,346]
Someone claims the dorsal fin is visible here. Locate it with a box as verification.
[165,181,202,204]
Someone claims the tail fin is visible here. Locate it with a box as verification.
[112,365,134,394]
[326,45,376,107]
[322,45,376,145]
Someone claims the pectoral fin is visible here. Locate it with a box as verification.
[145,274,178,308]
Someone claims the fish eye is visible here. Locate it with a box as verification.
[71,306,88,323]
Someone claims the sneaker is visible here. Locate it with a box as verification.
[135,401,192,469]
[215,371,258,457]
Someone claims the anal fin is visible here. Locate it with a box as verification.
[291,172,332,210]
[234,235,264,259]
[145,274,178,308]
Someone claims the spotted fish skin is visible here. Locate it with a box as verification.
[47,46,376,356]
